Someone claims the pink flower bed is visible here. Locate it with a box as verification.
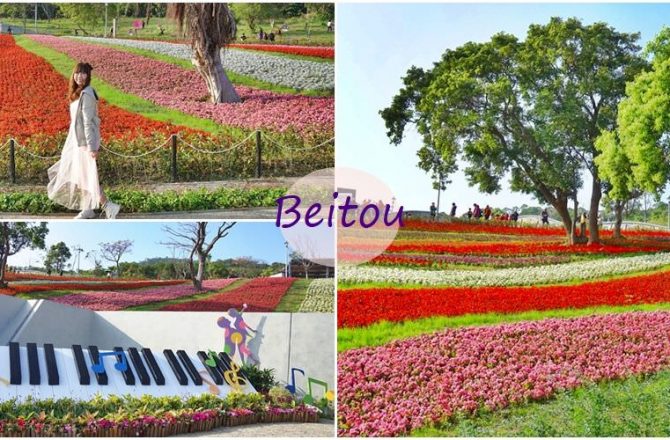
[28,35,333,135]
[51,278,237,311]
[161,277,295,312]
[338,312,670,437]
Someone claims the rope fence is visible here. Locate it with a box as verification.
[1,131,334,184]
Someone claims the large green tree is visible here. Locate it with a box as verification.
[45,242,71,276]
[597,28,670,211]
[0,222,48,287]
[381,17,645,244]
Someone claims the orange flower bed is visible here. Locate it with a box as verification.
[0,34,189,142]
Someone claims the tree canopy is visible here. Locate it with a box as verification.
[381,17,646,243]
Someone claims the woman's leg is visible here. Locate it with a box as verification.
[99,186,107,207]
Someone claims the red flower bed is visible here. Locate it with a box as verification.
[229,43,334,59]
[0,280,185,296]
[402,218,670,239]
[0,34,187,141]
[338,269,670,328]
[161,277,296,312]
[382,241,662,256]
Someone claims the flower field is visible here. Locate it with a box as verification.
[29,35,333,134]
[161,277,296,312]
[338,218,670,436]
[49,278,237,311]
[74,36,334,91]
[228,43,334,59]
[298,278,335,312]
[0,34,333,185]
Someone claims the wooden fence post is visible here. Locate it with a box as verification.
[170,134,178,183]
[8,139,16,184]
[255,131,262,178]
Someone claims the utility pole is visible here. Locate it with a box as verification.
[284,241,289,277]
[34,3,37,33]
[72,245,84,274]
[104,3,108,37]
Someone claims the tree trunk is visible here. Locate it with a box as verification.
[613,200,624,240]
[570,197,578,246]
[552,198,574,245]
[588,175,602,245]
[194,253,206,291]
[0,253,8,288]
[193,49,241,103]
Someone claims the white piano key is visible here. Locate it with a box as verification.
[51,349,73,400]
[152,352,185,398]
[34,347,55,401]
[100,349,136,397]
[0,346,17,401]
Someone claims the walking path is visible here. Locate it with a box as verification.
[178,420,334,437]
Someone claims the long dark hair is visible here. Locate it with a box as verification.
[68,62,93,102]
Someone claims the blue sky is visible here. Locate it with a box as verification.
[337,3,670,213]
[8,221,298,270]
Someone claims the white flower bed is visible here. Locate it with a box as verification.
[298,278,334,312]
[339,252,670,287]
[73,37,334,91]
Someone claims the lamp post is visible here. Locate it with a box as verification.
[284,241,289,277]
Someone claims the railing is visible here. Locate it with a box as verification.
[0,132,334,184]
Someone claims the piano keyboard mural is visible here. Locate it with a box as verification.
[0,343,254,401]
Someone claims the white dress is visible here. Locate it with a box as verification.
[47,98,102,211]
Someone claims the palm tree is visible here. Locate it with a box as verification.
[168,3,240,103]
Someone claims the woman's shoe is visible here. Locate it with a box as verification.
[74,209,96,219]
[103,201,121,219]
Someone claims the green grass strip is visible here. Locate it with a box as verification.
[15,35,223,134]
[274,278,311,312]
[338,302,670,352]
[0,187,286,214]
[411,369,670,437]
[81,39,332,97]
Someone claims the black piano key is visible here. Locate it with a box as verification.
[176,350,202,386]
[128,348,151,386]
[163,350,188,385]
[44,344,59,385]
[26,343,40,385]
[9,342,21,385]
[113,347,135,386]
[197,351,224,385]
[141,348,165,386]
[219,352,250,384]
[87,346,108,385]
[71,345,90,385]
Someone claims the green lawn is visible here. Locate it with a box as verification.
[275,278,311,312]
[412,370,670,436]
[16,289,82,300]
[15,35,223,134]
[338,302,670,352]
[2,14,334,46]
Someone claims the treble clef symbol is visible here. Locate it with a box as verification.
[223,362,247,393]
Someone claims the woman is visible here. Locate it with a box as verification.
[47,62,121,219]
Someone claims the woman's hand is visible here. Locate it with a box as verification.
[80,146,98,159]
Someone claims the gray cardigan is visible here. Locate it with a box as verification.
[74,86,101,152]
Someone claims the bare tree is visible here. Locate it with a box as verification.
[168,3,240,103]
[99,240,133,277]
[162,222,236,290]
[289,236,317,279]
